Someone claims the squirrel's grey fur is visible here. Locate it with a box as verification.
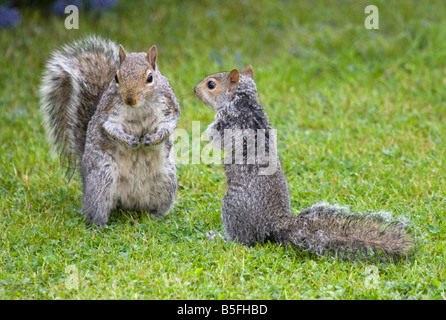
[195,66,413,261]
[40,36,180,227]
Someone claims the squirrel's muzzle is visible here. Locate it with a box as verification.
[124,94,137,107]
[193,85,201,99]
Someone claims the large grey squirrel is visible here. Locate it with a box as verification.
[40,36,180,227]
[194,65,413,261]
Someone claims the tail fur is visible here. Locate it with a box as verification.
[39,35,120,171]
[273,203,414,261]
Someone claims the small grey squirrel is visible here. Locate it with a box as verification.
[194,65,413,260]
[40,36,180,227]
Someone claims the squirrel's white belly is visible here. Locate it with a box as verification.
[112,145,171,211]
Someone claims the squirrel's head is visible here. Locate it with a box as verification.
[194,65,255,111]
[114,44,159,108]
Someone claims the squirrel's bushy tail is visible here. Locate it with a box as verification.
[40,36,119,170]
[273,203,413,261]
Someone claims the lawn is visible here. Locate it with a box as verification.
[0,0,445,300]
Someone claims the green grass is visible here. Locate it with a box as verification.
[1,0,445,299]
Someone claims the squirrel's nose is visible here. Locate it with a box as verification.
[125,95,137,106]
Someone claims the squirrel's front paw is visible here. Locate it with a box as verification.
[125,135,140,148]
[142,133,162,146]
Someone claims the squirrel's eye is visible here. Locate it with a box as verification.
[147,72,153,83]
[115,74,119,84]
[207,81,216,90]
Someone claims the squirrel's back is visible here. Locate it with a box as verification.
[40,36,120,170]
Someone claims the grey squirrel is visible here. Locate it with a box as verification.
[40,36,180,227]
[194,65,413,261]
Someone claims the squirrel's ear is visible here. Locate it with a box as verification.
[147,45,158,70]
[228,69,240,95]
[119,45,126,64]
[229,69,240,84]
[241,65,254,79]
